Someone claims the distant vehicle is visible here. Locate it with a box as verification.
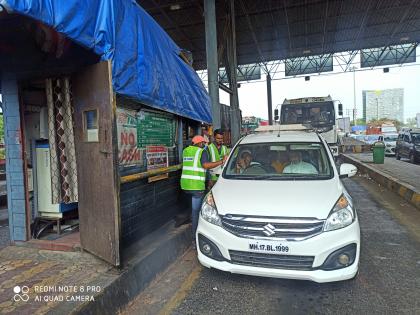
[279,96,339,156]
[350,134,366,143]
[379,133,398,156]
[396,128,420,163]
[356,135,367,143]
[366,126,381,135]
[366,123,397,135]
[364,134,381,145]
[381,123,397,134]
[197,125,360,283]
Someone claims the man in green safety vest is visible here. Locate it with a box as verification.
[181,135,227,244]
[207,129,229,186]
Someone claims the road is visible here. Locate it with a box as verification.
[122,176,420,315]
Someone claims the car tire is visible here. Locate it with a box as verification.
[396,151,401,160]
[409,153,415,164]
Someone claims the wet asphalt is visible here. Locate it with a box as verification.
[170,176,420,315]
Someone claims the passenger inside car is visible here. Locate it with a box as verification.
[270,151,289,173]
[283,151,318,175]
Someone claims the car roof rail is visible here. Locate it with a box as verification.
[254,124,314,132]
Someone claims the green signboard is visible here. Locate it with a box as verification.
[137,110,176,148]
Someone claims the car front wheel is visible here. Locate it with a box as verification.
[409,153,415,164]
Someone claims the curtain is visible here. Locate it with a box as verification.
[45,78,78,203]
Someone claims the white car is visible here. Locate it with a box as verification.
[196,127,360,283]
[379,133,398,156]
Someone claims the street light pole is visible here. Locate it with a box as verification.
[351,66,357,123]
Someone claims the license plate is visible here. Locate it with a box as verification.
[248,241,290,254]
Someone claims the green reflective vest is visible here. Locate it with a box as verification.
[180,146,206,191]
[208,143,228,180]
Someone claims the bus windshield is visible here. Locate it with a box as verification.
[280,102,335,126]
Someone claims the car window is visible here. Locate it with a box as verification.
[384,135,398,141]
[224,142,333,180]
[411,133,420,144]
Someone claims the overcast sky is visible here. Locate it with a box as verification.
[219,56,420,123]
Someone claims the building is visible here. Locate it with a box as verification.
[362,89,404,122]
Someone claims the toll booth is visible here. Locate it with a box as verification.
[0,1,211,266]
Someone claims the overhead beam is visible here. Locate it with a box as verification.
[146,0,203,60]
[238,0,268,70]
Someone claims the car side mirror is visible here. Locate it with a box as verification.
[339,163,357,178]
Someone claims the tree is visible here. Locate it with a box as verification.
[367,118,403,130]
[405,117,417,128]
[351,118,366,126]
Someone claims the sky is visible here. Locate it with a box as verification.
[218,57,420,123]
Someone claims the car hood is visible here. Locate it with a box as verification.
[212,177,343,220]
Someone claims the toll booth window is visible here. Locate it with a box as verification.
[84,110,99,142]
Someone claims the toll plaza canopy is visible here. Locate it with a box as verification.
[139,0,420,70]
[0,0,212,123]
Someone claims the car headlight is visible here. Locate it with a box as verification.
[201,192,222,226]
[324,194,355,232]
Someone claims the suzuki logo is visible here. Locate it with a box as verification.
[263,224,276,236]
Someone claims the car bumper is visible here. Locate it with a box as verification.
[384,146,395,155]
[196,215,360,283]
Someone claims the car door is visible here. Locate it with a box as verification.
[403,134,411,157]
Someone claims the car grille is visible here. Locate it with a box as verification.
[221,215,325,241]
[229,250,314,270]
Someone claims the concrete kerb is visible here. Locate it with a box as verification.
[341,154,420,211]
[47,222,192,315]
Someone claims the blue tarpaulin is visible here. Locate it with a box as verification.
[1,0,212,123]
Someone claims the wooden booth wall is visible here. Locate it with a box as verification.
[116,101,188,246]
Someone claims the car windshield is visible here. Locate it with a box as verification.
[280,102,335,125]
[412,133,420,144]
[384,135,398,141]
[223,142,333,180]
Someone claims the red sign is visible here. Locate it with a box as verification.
[146,146,168,170]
